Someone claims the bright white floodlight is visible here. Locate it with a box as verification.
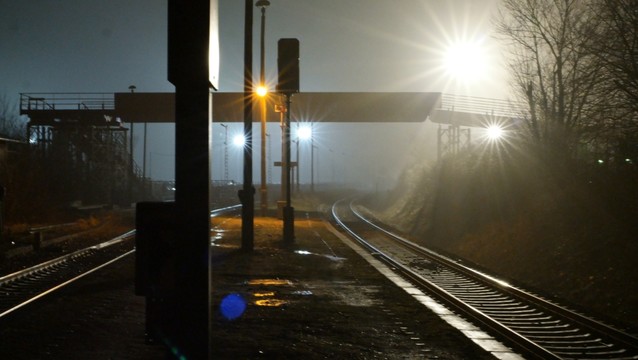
[297,125,312,140]
[444,40,488,82]
[486,125,504,140]
[233,134,246,147]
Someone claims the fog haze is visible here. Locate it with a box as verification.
[0,0,508,189]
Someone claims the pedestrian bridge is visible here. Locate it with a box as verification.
[21,91,526,160]
[21,92,525,127]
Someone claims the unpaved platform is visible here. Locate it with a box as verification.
[0,213,494,359]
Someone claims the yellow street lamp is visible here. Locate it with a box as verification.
[256,85,268,97]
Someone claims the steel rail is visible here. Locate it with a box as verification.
[348,202,638,353]
[0,250,134,318]
[0,229,136,284]
[0,205,241,320]
[0,230,136,319]
[331,199,638,360]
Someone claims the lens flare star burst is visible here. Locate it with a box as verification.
[485,124,504,141]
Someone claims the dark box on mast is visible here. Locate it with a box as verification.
[277,38,300,94]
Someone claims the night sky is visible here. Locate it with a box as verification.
[0,0,507,188]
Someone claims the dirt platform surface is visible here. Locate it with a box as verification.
[0,212,495,359]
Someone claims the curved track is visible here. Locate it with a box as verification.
[332,199,638,360]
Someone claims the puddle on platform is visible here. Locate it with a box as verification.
[254,291,287,307]
[211,231,236,248]
[294,249,346,262]
[246,279,293,286]
[305,281,382,307]
[246,279,294,307]
[254,298,288,307]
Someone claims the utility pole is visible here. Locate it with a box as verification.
[296,133,300,192]
[128,85,135,205]
[311,122,315,192]
[257,0,270,216]
[241,0,254,251]
[221,123,229,181]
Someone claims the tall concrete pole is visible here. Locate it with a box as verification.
[241,0,254,251]
[257,0,270,216]
[311,122,315,192]
[128,85,135,204]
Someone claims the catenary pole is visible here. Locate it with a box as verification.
[241,0,255,251]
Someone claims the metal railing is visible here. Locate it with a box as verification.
[20,93,115,112]
[439,93,527,118]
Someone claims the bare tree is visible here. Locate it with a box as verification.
[591,0,638,112]
[495,0,605,159]
[587,0,638,159]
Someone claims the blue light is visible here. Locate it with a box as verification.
[220,293,247,320]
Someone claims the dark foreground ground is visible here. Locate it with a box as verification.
[0,211,495,359]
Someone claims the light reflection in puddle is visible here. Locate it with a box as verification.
[255,298,288,307]
[292,290,313,296]
[247,279,293,307]
[294,250,346,262]
[246,279,292,286]
[255,299,288,307]
[211,231,232,247]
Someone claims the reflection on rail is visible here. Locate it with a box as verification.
[0,204,241,320]
[332,198,638,360]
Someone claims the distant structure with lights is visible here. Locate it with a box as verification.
[430,93,525,159]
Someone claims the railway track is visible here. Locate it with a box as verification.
[332,199,638,360]
[0,205,241,320]
[0,231,135,318]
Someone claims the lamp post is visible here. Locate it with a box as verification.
[233,134,247,182]
[128,85,135,204]
[275,104,286,204]
[311,122,315,192]
[312,142,317,192]
[143,121,148,198]
[256,0,270,216]
[241,0,254,251]
[266,132,272,184]
[295,138,300,192]
[220,123,229,181]
[296,124,312,192]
